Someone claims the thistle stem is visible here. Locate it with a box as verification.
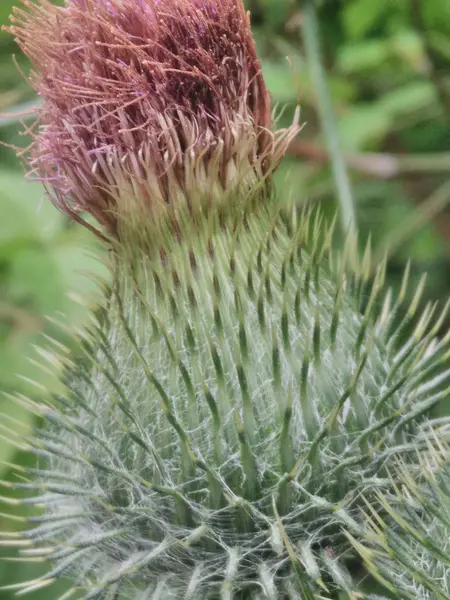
[300,0,357,234]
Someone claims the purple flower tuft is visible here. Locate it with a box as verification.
[7,0,298,236]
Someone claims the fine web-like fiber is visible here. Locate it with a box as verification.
[3,202,450,599]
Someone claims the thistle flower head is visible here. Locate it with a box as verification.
[4,3,450,600]
[8,0,297,234]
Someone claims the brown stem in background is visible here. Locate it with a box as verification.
[288,140,450,179]
[288,139,450,248]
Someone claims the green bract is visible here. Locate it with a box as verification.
[2,201,449,599]
[350,443,450,600]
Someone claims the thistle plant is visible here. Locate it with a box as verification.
[2,1,450,599]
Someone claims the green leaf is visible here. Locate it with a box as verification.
[0,0,15,28]
[9,247,68,315]
[0,170,64,247]
[343,0,391,38]
[338,40,390,74]
[379,82,436,117]
[260,0,294,29]
[262,60,303,104]
[338,105,391,150]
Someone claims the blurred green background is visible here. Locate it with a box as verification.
[0,0,449,597]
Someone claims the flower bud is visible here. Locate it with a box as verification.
[8,0,298,235]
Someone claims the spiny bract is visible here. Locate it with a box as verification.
[2,201,450,599]
[350,441,450,600]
